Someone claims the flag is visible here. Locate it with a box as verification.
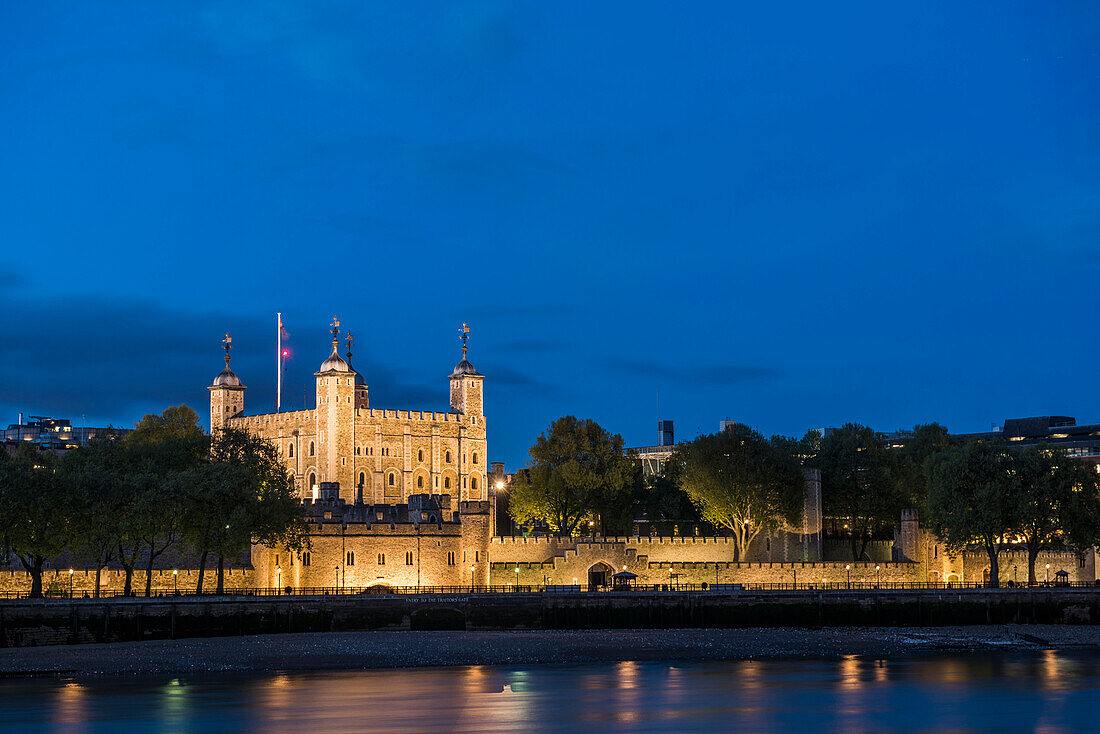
[279,314,290,341]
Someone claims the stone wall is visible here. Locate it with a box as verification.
[0,567,256,596]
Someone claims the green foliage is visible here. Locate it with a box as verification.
[926,439,1017,587]
[0,445,73,597]
[507,416,634,535]
[892,422,950,510]
[1013,444,1100,584]
[671,423,804,561]
[812,423,899,561]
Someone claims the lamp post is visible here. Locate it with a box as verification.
[876,565,881,588]
[173,569,178,595]
[470,565,475,590]
[68,568,73,598]
[1045,563,1050,585]
[335,566,340,593]
[276,567,282,594]
[845,564,851,589]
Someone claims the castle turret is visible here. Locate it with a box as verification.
[449,322,483,416]
[208,333,245,432]
[316,317,356,500]
[344,331,369,409]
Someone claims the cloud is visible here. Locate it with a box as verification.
[0,284,442,428]
[596,358,782,386]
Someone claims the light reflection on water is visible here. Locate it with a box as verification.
[2,651,1099,733]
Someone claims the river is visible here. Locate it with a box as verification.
[3,651,1099,732]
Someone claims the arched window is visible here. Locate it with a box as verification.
[377,553,385,565]
[418,449,423,461]
[288,443,294,457]
[472,452,478,464]
[405,551,413,565]
[302,552,311,566]
[445,451,451,463]
[309,442,315,457]
[355,446,360,455]
[358,472,365,486]
[388,474,395,486]
[309,473,316,489]
[444,477,451,489]
[347,551,355,566]
[471,477,478,490]
[417,476,423,488]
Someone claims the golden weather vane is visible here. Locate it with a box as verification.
[330,316,340,346]
[222,333,232,364]
[345,330,354,360]
[460,322,470,358]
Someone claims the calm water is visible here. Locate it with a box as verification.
[3,652,1100,733]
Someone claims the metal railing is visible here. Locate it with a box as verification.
[2,579,1097,601]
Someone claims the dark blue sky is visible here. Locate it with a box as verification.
[1,2,1098,467]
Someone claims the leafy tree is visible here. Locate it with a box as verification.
[633,468,701,535]
[508,416,633,536]
[201,427,309,593]
[122,405,206,596]
[926,439,1017,587]
[1013,444,1100,585]
[813,423,899,561]
[0,446,73,598]
[59,438,128,598]
[893,423,951,510]
[671,423,804,561]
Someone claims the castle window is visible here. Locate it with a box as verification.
[309,442,315,457]
[447,552,455,566]
[378,553,385,565]
[418,449,423,461]
[475,551,479,562]
[359,472,365,486]
[341,457,346,466]
[473,453,478,464]
[446,451,451,463]
[355,446,360,455]
[417,476,423,488]
[288,443,294,457]
[347,551,355,566]
[303,552,311,567]
[388,474,395,486]
[309,473,316,490]
[471,478,478,490]
[405,551,413,565]
[444,477,450,489]
[275,555,279,567]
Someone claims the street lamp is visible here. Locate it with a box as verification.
[845,564,851,589]
[173,569,178,595]
[876,565,881,588]
[470,565,475,589]
[1045,563,1050,585]
[68,568,73,598]
[276,567,282,594]
[335,566,340,593]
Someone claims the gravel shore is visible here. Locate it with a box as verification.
[2,626,1099,678]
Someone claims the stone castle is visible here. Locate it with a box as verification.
[208,320,1098,593]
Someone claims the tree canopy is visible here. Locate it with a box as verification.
[671,423,804,561]
[507,416,634,535]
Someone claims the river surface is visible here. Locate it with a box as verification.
[3,651,1100,733]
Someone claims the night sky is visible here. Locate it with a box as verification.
[1,2,1098,468]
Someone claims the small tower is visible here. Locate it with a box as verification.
[209,334,245,432]
[449,322,484,415]
[315,317,355,499]
[345,331,369,409]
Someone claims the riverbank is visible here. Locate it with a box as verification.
[2,626,1099,678]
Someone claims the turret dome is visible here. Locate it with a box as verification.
[212,365,242,387]
[451,358,480,376]
[319,347,350,373]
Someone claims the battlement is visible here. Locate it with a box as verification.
[458,500,491,514]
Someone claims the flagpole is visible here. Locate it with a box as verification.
[277,312,282,412]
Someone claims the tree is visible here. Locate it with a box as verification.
[893,423,951,511]
[0,446,73,598]
[671,423,804,561]
[122,405,206,596]
[926,439,1017,588]
[202,427,309,593]
[1013,444,1100,585]
[812,423,899,561]
[508,416,634,536]
[59,438,128,598]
